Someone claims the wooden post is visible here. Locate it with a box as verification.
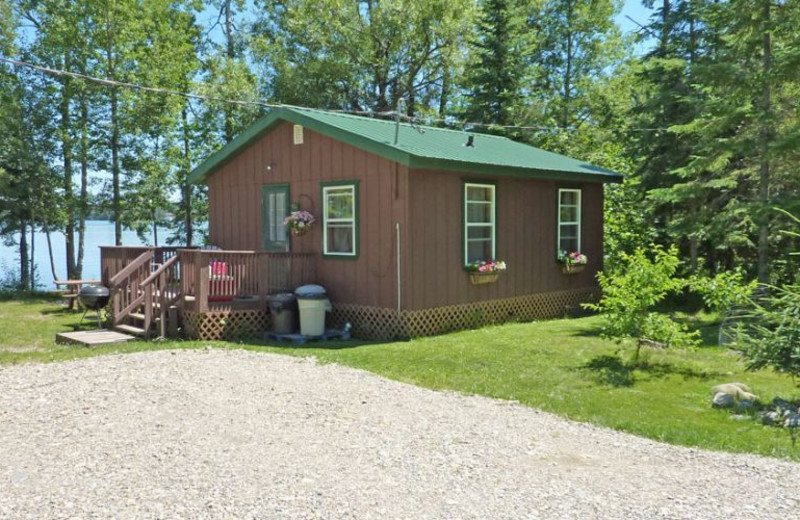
[144,284,153,339]
[198,265,209,313]
[159,270,167,338]
[167,306,179,338]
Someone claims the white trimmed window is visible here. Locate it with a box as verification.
[464,182,496,264]
[557,188,581,253]
[323,184,357,256]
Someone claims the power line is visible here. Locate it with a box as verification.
[0,55,278,109]
[0,55,672,134]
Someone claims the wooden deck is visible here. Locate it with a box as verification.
[55,330,137,346]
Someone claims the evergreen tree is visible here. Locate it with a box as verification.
[462,0,529,129]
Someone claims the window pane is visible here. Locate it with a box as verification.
[327,223,354,254]
[560,190,578,206]
[560,206,578,223]
[467,240,493,264]
[467,226,492,240]
[275,193,287,241]
[559,224,579,252]
[268,193,276,241]
[467,185,492,202]
[467,201,492,223]
[326,189,354,219]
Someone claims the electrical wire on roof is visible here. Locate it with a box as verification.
[0,55,672,134]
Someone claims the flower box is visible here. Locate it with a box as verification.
[561,264,585,275]
[470,272,500,285]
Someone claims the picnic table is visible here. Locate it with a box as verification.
[53,279,101,310]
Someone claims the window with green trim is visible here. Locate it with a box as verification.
[464,183,496,264]
[323,184,357,256]
[557,188,581,253]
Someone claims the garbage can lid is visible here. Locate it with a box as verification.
[266,292,296,303]
[294,284,327,299]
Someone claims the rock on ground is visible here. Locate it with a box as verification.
[0,349,798,520]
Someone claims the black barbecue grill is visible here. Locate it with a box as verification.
[78,284,110,328]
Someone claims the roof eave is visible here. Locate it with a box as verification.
[407,156,623,183]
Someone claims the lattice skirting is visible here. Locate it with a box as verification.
[181,309,271,341]
[329,288,599,341]
[181,288,597,341]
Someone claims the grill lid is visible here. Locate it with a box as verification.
[79,284,110,297]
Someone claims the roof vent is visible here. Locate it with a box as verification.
[293,124,304,145]
[465,135,474,148]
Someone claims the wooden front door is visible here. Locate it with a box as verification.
[262,184,290,252]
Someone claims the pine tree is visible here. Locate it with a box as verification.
[462,0,529,129]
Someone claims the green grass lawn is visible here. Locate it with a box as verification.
[2,293,798,460]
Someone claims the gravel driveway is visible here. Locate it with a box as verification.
[0,349,798,519]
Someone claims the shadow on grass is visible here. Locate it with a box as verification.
[39,307,81,316]
[0,291,64,304]
[674,313,721,348]
[219,336,392,351]
[581,353,726,388]
[572,326,604,338]
[582,354,635,387]
[694,322,720,347]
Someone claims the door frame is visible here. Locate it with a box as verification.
[261,183,291,252]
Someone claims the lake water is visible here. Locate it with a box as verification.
[0,221,175,289]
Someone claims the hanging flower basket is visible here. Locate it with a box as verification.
[470,272,500,285]
[284,210,315,236]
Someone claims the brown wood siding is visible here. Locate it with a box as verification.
[206,121,604,311]
[206,121,409,309]
[405,169,603,310]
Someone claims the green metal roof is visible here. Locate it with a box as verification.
[189,107,623,184]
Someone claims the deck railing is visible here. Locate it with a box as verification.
[101,246,318,316]
[179,250,316,312]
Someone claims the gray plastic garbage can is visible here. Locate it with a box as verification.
[266,293,297,335]
[295,284,331,336]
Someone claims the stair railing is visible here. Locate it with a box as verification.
[108,250,153,326]
[140,254,182,338]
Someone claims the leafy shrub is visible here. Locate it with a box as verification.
[689,269,757,314]
[735,210,800,382]
[585,245,700,359]
[735,285,800,383]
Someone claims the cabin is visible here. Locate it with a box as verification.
[100,107,621,340]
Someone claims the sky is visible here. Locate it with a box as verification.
[616,0,654,36]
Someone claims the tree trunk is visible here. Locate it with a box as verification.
[688,0,696,67]
[689,237,699,273]
[76,90,89,278]
[19,222,29,289]
[660,0,671,57]
[43,216,59,282]
[60,54,76,279]
[223,0,235,142]
[29,219,35,290]
[182,107,193,246]
[439,67,450,118]
[563,0,573,129]
[152,211,158,247]
[757,0,771,284]
[111,87,122,246]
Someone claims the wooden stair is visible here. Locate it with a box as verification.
[114,323,147,337]
[108,252,182,339]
